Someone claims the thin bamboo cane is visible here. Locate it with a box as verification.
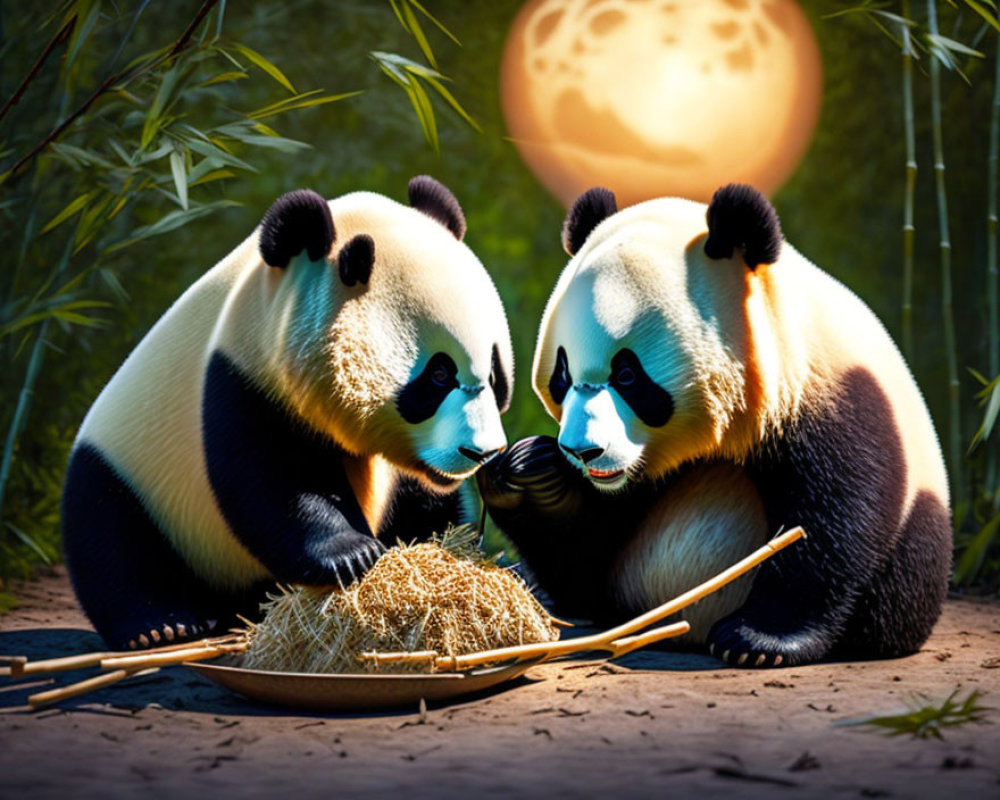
[362,527,805,671]
[28,667,160,710]
[987,34,1000,509]
[901,0,917,363]
[100,641,247,671]
[927,0,963,506]
[7,634,246,678]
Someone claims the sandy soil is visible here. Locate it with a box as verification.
[0,567,998,799]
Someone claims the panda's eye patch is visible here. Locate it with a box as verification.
[490,343,511,413]
[396,352,458,424]
[549,346,572,405]
[609,348,673,428]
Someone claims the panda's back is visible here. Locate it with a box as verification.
[788,248,950,517]
[75,234,270,589]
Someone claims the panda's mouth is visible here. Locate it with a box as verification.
[587,467,626,485]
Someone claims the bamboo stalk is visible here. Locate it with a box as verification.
[7,634,245,678]
[363,527,805,671]
[987,34,1000,509]
[927,0,963,506]
[901,0,917,363]
[27,667,159,710]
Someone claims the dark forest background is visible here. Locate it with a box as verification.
[2,0,1000,604]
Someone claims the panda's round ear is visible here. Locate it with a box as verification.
[408,175,466,240]
[562,187,617,256]
[704,184,782,270]
[338,234,375,287]
[259,189,335,268]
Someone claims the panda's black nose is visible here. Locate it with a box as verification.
[560,445,605,465]
[459,446,501,466]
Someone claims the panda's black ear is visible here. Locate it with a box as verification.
[338,234,375,287]
[259,189,335,268]
[704,184,782,270]
[408,175,466,240]
[562,187,617,256]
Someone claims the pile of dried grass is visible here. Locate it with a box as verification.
[242,526,559,674]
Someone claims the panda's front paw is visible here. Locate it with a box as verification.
[311,531,386,589]
[706,614,830,668]
[479,436,585,516]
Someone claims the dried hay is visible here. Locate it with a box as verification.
[242,526,559,674]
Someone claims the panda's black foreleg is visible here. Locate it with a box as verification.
[478,435,647,621]
[62,445,267,650]
[378,475,472,545]
[203,351,385,589]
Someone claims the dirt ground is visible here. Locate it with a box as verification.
[0,567,998,799]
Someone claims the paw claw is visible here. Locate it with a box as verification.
[774,654,783,667]
[128,640,138,650]
[163,625,175,642]
[737,653,748,666]
[150,629,161,644]
[176,624,187,638]
[722,649,730,663]
[138,634,150,648]
[754,653,766,667]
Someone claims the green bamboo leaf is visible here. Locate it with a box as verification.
[954,512,1000,583]
[40,191,95,234]
[405,0,461,46]
[230,42,295,93]
[388,0,409,31]
[170,148,188,210]
[963,0,1000,33]
[184,138,256,172]
[64,0,101,74]
[189,168,235,187]
[423,74,482,132]
[929,33,985,58]
[969,380,1000,450]
[4,523,52,565]
[141,62,181,150]
[225,134,311,153]
[409,79,439,153]
[400,1,438,68]
[105,199,241,252]
[199,70,248,87]
[246,90,361,120]
[968,366,990,386]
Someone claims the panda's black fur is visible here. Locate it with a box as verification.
[63,177,511,650]
[480,184,952,668]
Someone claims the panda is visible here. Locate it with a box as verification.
[62,176,513,651]
[479,183,951,668]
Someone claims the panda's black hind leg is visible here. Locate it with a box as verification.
[62,444,268,651]
[835,491,951,660]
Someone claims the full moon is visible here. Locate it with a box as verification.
[500,0,823,207]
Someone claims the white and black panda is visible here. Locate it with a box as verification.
[479,184,951,668]
[63,176,513,650]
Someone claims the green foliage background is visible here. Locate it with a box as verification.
[3,0,1000,591]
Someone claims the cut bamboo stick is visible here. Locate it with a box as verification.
[363,526,805,671]
[27,667,160,710]
[8,634,246,679]
[8,634,245,679]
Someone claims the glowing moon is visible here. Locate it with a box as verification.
[501,0,823,207]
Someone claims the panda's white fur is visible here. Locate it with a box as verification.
[75,189,512,593]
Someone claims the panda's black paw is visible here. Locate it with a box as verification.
[478,436,585,515]
[706,615,830,669]
[314,531,386,589]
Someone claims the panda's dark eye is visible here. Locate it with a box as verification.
[549,346,572,405]
[432,365,451,387]
[609,348,673,428]
[615,366,635,386]
[396,352,458,424]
